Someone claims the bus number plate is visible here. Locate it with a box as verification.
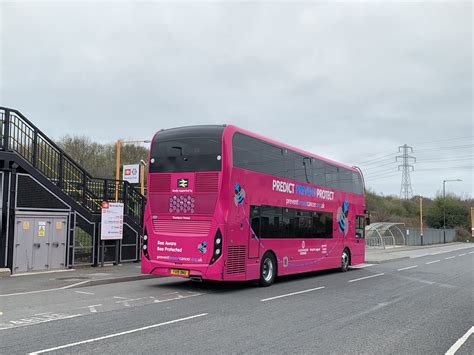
[170,269,189,277]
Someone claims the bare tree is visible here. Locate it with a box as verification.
[57,136,149,181]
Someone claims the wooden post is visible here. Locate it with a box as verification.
[419,195,423,246]
[471,207,474,238]
[140,163,145,196]
[115,140,122,201]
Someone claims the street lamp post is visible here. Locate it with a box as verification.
[115,139,151,201]
[442,179,462,244]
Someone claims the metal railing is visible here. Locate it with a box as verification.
[0,107,145,225]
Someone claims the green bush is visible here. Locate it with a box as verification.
[366,190,471,235]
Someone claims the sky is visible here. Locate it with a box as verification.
[1,0,472,198]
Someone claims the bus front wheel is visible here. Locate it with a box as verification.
[259,252,277,287]
[341,248,350,272]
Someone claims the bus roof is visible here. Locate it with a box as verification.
[151,124,359,174]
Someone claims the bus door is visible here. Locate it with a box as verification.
[248,205,260,258]
[352,215,366,258]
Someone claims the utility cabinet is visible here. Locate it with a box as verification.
[13,214,67,273]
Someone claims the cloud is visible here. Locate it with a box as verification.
[1,0,472,197]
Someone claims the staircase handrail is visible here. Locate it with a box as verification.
[0,107,145,224]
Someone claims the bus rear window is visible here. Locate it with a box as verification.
[150,127,223,173]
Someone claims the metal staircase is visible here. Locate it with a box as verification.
[0,107,145,223]
[0,107,145,268]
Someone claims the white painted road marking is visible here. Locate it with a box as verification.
[115,296,154,303]
[0,280,90,297]
[445,325,474,355]
[87,305,102,313]
[445,256,456,260]
[458,253,466,256]
[153,293,204,303]
[426,260,441,265]
[115,296,155,307]
[12,269,75,277]
[350,264,374,269]
[61,280,90,289]
[260,287,325,302]
[411,246,474,259]
[397,265,418,271]
[75,291,94,295]
[419,280,436,285]
[0,313,83,330]
[28,313,208,354]
[348,273,385,283]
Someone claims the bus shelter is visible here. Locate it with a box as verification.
[365,223,406,249]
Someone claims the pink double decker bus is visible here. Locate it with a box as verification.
[141,125,367,286]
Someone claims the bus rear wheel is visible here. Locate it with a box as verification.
[341,248,350,272]
[259,252,277,287]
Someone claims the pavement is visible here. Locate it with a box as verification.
[365,242,474,263]
[0,242,472,296]
[0,242,472,354]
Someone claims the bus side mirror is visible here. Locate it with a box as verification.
[366,217,370,226]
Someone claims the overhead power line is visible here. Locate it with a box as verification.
[356,155,397,167]
[365,173,400,182]
[354,152,396,165]
[416,135,473,146]
[417,157,473,163]
[362,160,398,171]
[415,166,473,171]
[416,144,474,153]
[365,165,472,181]
[364,167,399,178]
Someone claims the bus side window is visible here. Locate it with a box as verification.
[250,206,261,236]
[356,216,365,238]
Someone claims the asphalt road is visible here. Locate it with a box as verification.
[1,246,473,354]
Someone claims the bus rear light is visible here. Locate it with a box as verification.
[210,229,223,265]
[142,230,150,260]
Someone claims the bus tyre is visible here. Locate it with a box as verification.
[341,248,350,272]
[259,252,277,287]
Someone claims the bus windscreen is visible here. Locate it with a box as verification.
[149,128,223,173]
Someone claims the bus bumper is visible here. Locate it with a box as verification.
[141,255,224,281]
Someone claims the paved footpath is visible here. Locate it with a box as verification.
[365,242,474,263]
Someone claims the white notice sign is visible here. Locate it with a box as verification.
[101,201,124,240]
[123,164,140,184]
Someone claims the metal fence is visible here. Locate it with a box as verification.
[405,228,456,246]
[366,222,457,248]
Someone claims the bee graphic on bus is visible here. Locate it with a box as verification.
[234,183,246,206]
[337,199,349,236]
